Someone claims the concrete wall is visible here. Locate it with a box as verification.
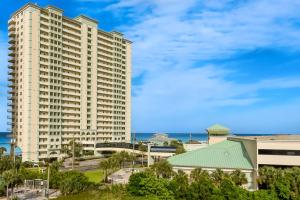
[209,136,227,144]
[183,143,208,151]
[257,140,300,166]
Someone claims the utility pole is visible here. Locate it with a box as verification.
[132,131,136,170]
[147,143,152,167]
[10,138,16,165]
[47,163,50,199]
[72,136,75,170]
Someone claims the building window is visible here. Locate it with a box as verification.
[258,149,300,156]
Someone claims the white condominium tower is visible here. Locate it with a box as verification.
[7,3,131,161]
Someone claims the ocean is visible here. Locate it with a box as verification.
[134,132,208,142]
[0,132,15,154]
[0,131,294,153]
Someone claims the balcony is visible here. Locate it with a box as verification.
[62,28,81,38]
[8,37,16,44]
[8,31,16,37]
[8,64,15,69]
[8,69,15,75]
[7,95,16,100]
[8,58,15,63]
[8,45,15,51]
[8,23,16,31]
[8,76,14,82]
[8,51,15,57]
[7,101,14,107]
[7,108,13,113]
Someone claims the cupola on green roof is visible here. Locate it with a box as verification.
[206,124,230,136]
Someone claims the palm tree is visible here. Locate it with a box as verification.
[113,151,130,168]
[170,140,186,154]
[0,147,7,159]
[138,142,147,167]
[230,169,248,186]
[3,169,22,200]
[129,153,136,168]
[190,168,209,182]
[211,168,226,186]
[99,157,118,182]
[257,166,278,189]
[99,159,110,182]
[151,160,173,178]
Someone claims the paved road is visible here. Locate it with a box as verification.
[108,168,145,184]
[62,158,103,172]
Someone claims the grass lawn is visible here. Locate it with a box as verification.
[84,169,104,183]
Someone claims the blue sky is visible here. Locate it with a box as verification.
[1,0,300,134]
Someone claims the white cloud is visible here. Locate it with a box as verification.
[100,0,300,132]
[104,0,300,76]
[131,65,300,132]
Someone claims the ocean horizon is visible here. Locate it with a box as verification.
[0,131,299,154]
[1,131,299,143]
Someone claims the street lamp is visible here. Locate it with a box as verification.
[10,138,16,165]
[147,143,153,168]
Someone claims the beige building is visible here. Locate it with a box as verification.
[229,135,300,169]
[7,3,132,161]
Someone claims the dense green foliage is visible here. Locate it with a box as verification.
[127,164,300,200]
[59,171,92,195]
[55,187,159,200]
[257,166,300,200]
[1,154,300,200]
[0,158,97,197]
[170,140,186,154]
[151,160,174,178]
[128,170,174,200]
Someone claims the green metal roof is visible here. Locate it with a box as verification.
[167,140,254,170]
[206,124,230,135]
[207,124,230,131]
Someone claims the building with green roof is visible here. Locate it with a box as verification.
[167,134,300,190]
[167,140,256,190]
[168,140,253,169]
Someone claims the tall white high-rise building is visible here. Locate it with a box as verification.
[7,3,131,161]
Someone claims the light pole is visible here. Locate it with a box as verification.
[72,136,75,170]
[10,138,16,165]
[46,150,53,200]
[147,143,153,168]
[132,131,136,170]
[47,163,50,199]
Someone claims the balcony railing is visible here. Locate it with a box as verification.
[8,23,16,31]
[8,58,15,63]
[8,31,16,37]
[8,51,15,57]
[8,38,15,44]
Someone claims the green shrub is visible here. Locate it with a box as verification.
[59,171,91,195]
